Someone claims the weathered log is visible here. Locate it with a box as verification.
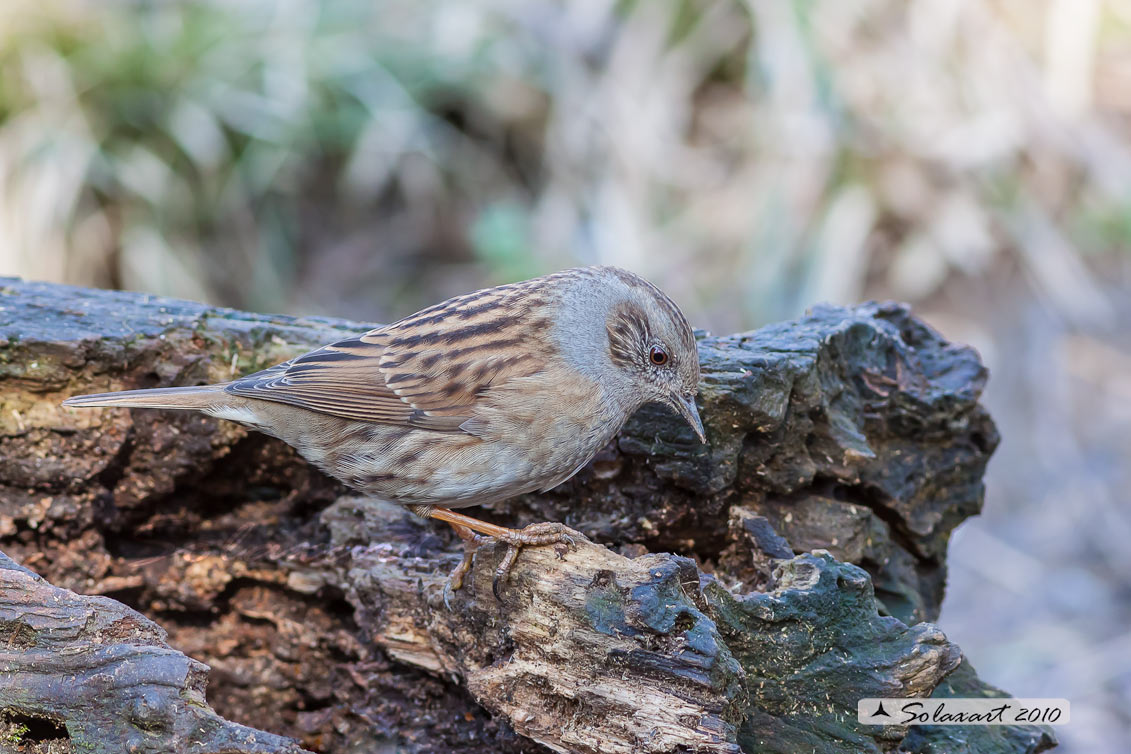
[0,278,1055,752]
[315,499,958,753]
[0,551,307,754]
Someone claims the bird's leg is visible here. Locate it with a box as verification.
[418,507,582,600]
[442,522,489,609]
[409,505,486,607]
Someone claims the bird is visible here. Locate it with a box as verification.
[62,266,706,602]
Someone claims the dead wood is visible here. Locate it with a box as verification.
[0,278,1054,753]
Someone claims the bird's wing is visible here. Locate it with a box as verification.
[225,282,553,432]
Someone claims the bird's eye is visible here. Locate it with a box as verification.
[649,346,669,366]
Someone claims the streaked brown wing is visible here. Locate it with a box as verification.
[224,279,552,431]
[225,331,427,425]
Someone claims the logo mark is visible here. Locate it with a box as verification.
[857,698,1070,726]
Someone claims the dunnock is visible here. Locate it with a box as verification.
[63,266,705,600]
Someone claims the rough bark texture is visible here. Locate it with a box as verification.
[0,278,1055,753]
[0,551,305,754]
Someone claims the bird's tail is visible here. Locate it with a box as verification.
[62,384,228,410]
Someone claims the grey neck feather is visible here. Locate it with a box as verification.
[551,270,647,422]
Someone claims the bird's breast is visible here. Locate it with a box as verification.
[329,364,622,507]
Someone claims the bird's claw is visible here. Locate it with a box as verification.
[492,545,519,601]
[443,568,467,611]
[490,522,583,601]
[442,532,488,610]
[441,521,584,604]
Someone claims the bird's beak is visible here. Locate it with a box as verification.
[669,393,707,444]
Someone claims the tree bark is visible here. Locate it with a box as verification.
[0,278,1055,753]
[0,551,305,754]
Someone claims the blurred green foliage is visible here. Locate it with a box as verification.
[0,0,1126,331]
[0,2,560,318]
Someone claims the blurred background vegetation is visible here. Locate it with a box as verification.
[1,0,1128,750]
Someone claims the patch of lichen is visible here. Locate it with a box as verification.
[703,553,960,753]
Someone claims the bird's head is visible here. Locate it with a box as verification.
[601,270,705,443]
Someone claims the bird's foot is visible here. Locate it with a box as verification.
[443,525,489,609]
[428,508,584,604]
[490,522,582,601]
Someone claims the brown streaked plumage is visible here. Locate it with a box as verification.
[62,266,706,601]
